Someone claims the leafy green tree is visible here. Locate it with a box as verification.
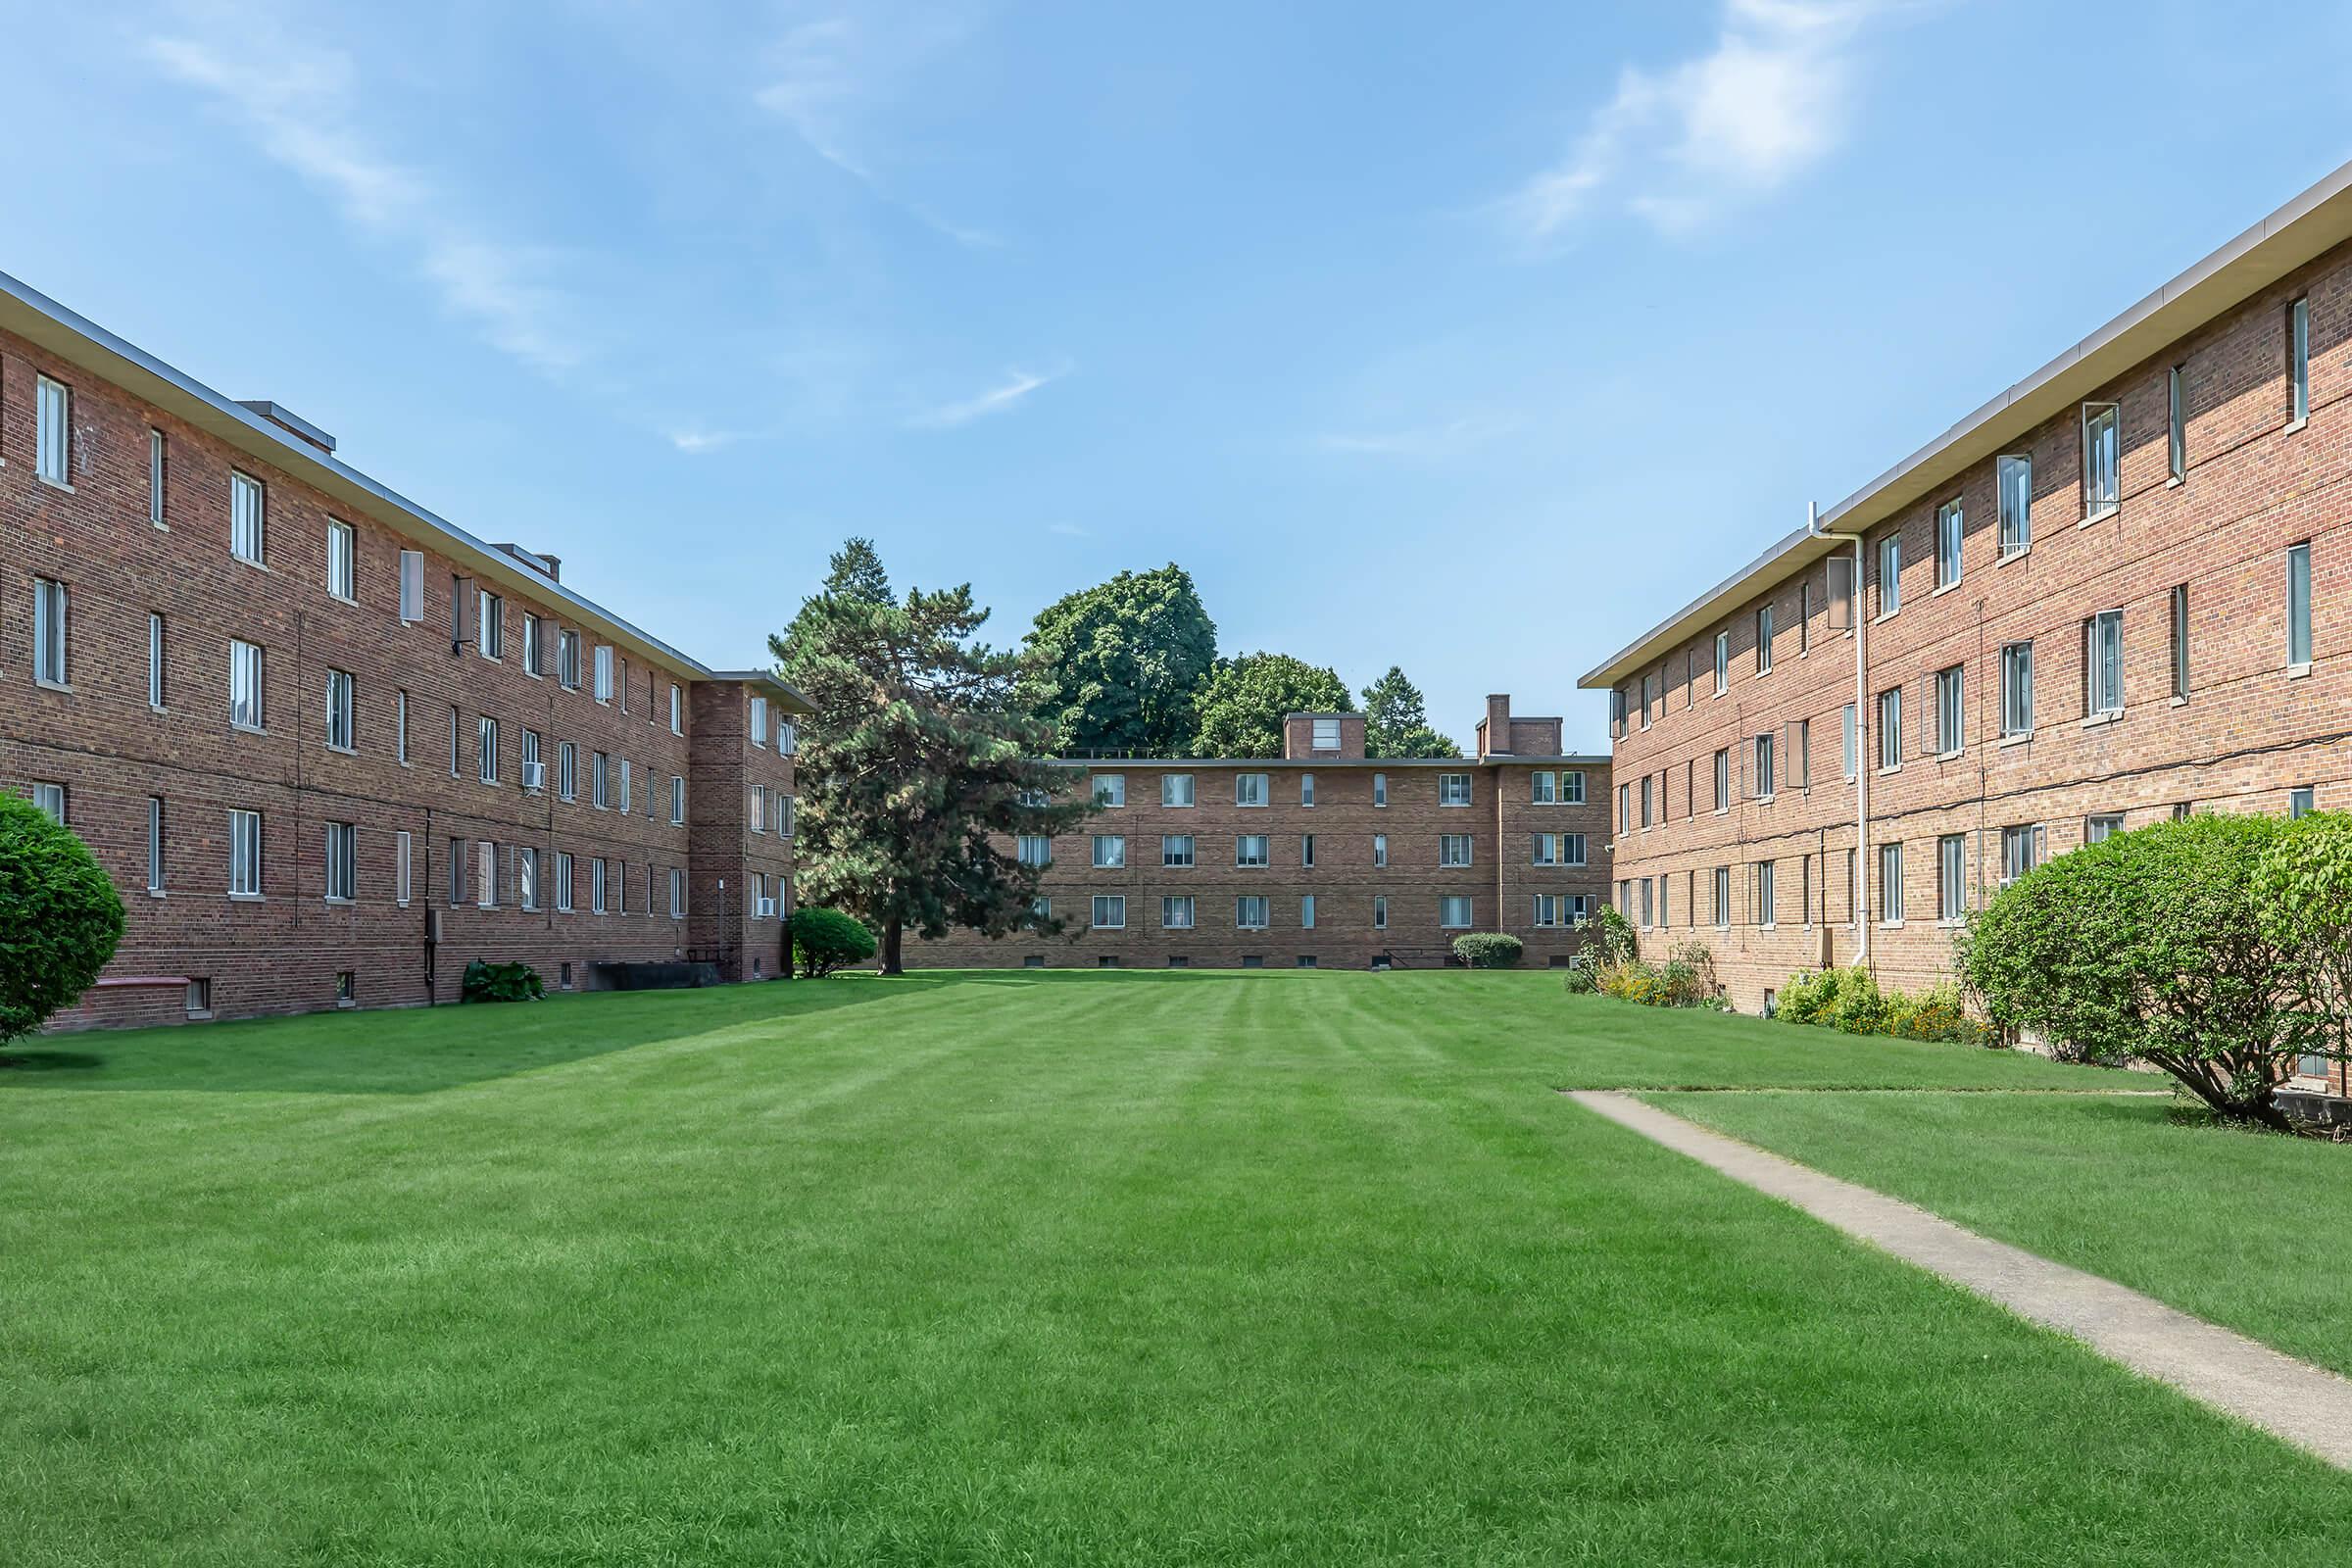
[1359,665,1459,758]
[1960,814,2323,1129]
[2254,810,2352,1061]
[1019,564,1218,758]
[787,907,879,978]
[1187,653,1351,759]
[0,793,125,1049]
[773,547,1093,974]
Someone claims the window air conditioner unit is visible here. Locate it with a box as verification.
[758,897,777,918]
[522,760,546,791]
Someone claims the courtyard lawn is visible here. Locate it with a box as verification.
[5,969,2348,1565]
[1649,1087,2352,1381]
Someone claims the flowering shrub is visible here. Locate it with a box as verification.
[1594,942,1726,1009]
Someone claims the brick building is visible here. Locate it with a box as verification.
[1,270,808,1027]
[1580,160,2352,1099]
[915,696,1611,969]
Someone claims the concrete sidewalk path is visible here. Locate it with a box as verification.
[1568,1089,2352,1470]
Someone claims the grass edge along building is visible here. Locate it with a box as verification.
[1,269,811,1028]
[916,696,1612,970]
[1580,158,2352,1102]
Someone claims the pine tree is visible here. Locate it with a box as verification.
[771,548,1091,974]
[1360,665,1460,759]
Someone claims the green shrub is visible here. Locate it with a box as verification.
[1774,966,1984,1045]
[1561,908,1636,994]
[789,906,877,978]
[462,959,544,1004]
[1960,813,2319,1129]
[2254,810,2352,1064]
[0,793,125,1047]
[1452,932,1524,969]
[1594,942,1726,1009]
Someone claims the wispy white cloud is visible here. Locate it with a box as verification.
[1318,414,1526,459]
[668,428,757,454]
[142,13,583,374]
[1504,0,1904,243]
[1047,520,1091,538]
[908,364,1070,429]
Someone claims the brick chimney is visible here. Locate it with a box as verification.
[1478,695,1513,759]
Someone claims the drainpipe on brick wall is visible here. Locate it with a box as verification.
[1808,502,1871,967]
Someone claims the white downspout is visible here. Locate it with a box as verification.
[1809,502,1870,965]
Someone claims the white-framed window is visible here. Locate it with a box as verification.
[1026,896,1050,928]
[1532,895,1560,928]
[521,729,544,791]
[1018,834,1052,867]
[1713,630,1730,694]
[1299,772,1315,807]
[1641,774,1654,827]
[32,576,69,687]
[777,795,795,836]
[1373,895,1388,930]
[619,760,634,814]
[1754,732,1776,799]
[750,783,766,832]
[521,613,543,676]
[1236,835,1270,868]
[1531,771,1557,805]
[147,798,166,892]
[1560,769,1586,805]
[751,695,769,745]
[230,639,266,730]
[1438,773,1471,807]
[592,858,609,914]
[1440,834,1473,867]
[1300,833,1315,868]
[669,866,686,919]
[2001,641,2034,737]
[1093,773,1126,808]
[1755,859,1777,927]
[29,782,66,824]
[1876,531,1902,617]
[559,741,576,801]
[326,519,356,602]
[1162,834,1195,867]
[1092,834,1126,868]
[2171,584,2191,700]
[1372,772,1388,808]
[230,470,266,564]
[778,719,797,756]
[1840,703,1857,779]
[2288,541,2313,668]
[478,716,500,783]
[1713,749,1731,809]
[1092,894,1126,929]
[1302,716,1338,751]
[1756,604,1775,674]
[149,429,169,525]
[591,752,610,808]
[1877,687,1902,770]
[2291,786,2318,819]
[1161,895,1195,930]
[2084,812,2126,846]
[2084,610,2124,716]
[1234,773,1268,808]
[2081,402,2121,518]
[395,690,410,764]
[1161,773,1195,808]
[398,550,424,623]
[1938,833,1967,922]
[559,629,582,689]
[1713,865,1731,928]
[669,683,683,735]
[2000,824,2043,886]
[1532,833,1559,866]
[1879,841,1904,924]
[2168,365,2187,480]
[594,645,614,702]
[325,821,357,903]
[1236,895,1270,930]
[1997,454,2031,556]
[1373,833,1388,867]
[2289,296,2311,423]
[1300,895,1316,930]
[1439,896,1472,930]
[670,776,686,825]
[35,374,71,484]
[1936,665,1964,756]
[325,668,356,751]
[555,851,574,912]
[449,706,462,776]
[1935,499,1962,589]
[478,591,505,661]
[228,808,264,897]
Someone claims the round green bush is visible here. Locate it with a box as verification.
[1452,932,1524,969]
[789,906,878,978]
[0,792,126,1047]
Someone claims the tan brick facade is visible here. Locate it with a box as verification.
[1583,172,2352,1100]
[0,275,807,1026]
[915,698,1611,970]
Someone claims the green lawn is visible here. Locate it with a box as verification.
[1649,1086,2352,1380]
[5,970,2348,1565]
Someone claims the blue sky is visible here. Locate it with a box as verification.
[15,1,2352,751]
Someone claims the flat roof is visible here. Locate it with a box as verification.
[1579,155,2352,689]
[1047,755,1608,769]
[0,267,773,685]
[709,670,817,714]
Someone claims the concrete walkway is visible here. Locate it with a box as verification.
[1569,1089,2352,1470]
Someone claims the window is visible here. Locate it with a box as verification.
[1373,833,1388,867]
[594,645,614,702]
[1755,860,1776,927]
[1610,687,1628,738]
[1533,895,1560,928]
[1791,719,1810,790]
[1162,835,1195,868]
[1753,732,1775,799]
[1300,834,1315,868]
[1162,895,1196,929]
[1235,773,1268,808]
[1237,896,1271,930]
[1935,665,1963,756]
[1018,834,1052,867]
[591,752,610,808]
[35,374,70,484]
[399,551,424,623]
[1799,581,1813,653]
[326,668,356,751]
[1713,630,1730,694]
[1877,687,1902,770]
[1299,773,1315,807]
[2168,366,2186,479]
[1879,842,1904,924]
[230,471,267,564]
[476,592,505,661]
[32,577,68,686]
[751,695,769,745]
[1936,499,1962,589]
[2081,402,2120,518]
[1440,834,1473,867]
[1641,774,1654,827]
[1876,532,1901,617]
[778,719,797,756]
[1997,454,2032,556]
[2285,296,2305,422]
[1531,771,1557,805]
[1532,833,1559,866]
[2277,540,2314,667]
[230,639,265,729]
[1161,773,1195,808]
[1841,704,1857,779]
[1938,834,1967,922]
[592,858,609,914]
[559,741,576,801]
[2084,812,2126,845]
[449,707,462,775]
[521,613,543,676]
[777,795,795,836]
[1561,770,1586,804]
[1712,866,1731,929]
[1300,895,1316,930]
[669,684,683,735]
[2001,641,2034,737]
[1713,748,1731,810]
[520,729,546,791]
[229,809,263,896]
[477,716,499,783]
[395,691,410,763]
[619,760,634,815]
[147,798,166,892]
[556,852,575,912]
[1093,773,1126,808]
[1312,716,1341,750]
[2291,787,2318,819]
[670,776,686,826]
[1236,835,1270,868]
[2084,610,2124,716]
[29,783,65,824]
[2000,825,2043,886]
[750,783,766,831]
[1618,782,1630,835]
[1372,772,1388,808]
[1373,896,1388,930]
[327,519,356,602]
[1439,896,1472,930]
[149,430,169,525]
[1439,773,1472,807]
[325,822,357,902]
[1092,834,1126,868]
[669,867,686,919]
[1756,605,1774,673]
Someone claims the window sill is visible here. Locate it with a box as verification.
[2082,710,2123,730]
[2169,695,2189,709]
[1714,807,1730,817]
[1880,919,1906,930]
[1878,765,1901,778]
[325,897,355,907]
[1939,917,1966,929]
[1935,749,1963,762]
[1872,611,1899,626]
[1998,732,2034,749]
[2284,416,2309,436]
[1754,794,1777,806]
[231,722,268,736]
[1996,545,2031,565]
[228,893,266,904]
[233,556,270,573]
[147,888,168,900]
[36,473,75,495]
[2080,505,2119,528]
[326,744,358,758]
[1931,579,1964,599]
[34,677,72,694]
[2165,474,2184,489]
[2289,662,2314,681]
[329,592,358,609]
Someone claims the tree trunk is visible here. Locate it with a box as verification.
[879,915,905,976]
